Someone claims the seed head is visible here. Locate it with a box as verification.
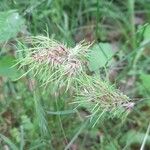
[17,36,133,126]
[73,76,133,126]
[17,36,91,89]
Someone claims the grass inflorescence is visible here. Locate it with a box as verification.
[17,36,91,90]
[1,0,149,149]
[17,36,133,126]
[73,76,133,126]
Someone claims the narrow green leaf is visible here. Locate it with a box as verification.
[0,134,19,150]
[47,109,76,115]
[121,130,150,146]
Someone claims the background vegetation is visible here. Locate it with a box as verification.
[0,0,150,149]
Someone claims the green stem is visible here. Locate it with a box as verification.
[128,0,136,49]
[64,119,89,150]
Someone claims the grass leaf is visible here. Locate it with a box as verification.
[0,134,19,150]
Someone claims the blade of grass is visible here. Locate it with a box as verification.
[47,109,77,115]
[140,122,150,150]
[20,126,25,150]
[0,134,18,150]
[64,119,89,150]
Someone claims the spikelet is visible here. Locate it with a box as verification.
[73,76,134,126]
[17,36,91,90]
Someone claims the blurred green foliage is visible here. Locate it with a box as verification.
[0,10,24,42]
[0,0,150,150]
